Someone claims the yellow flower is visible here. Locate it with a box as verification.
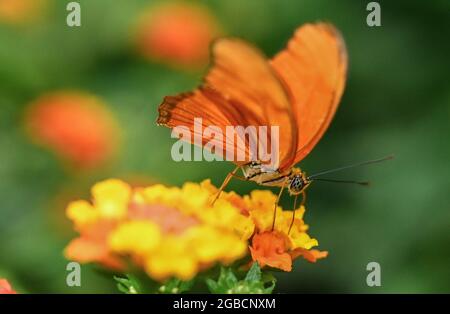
[65,178,250,281]
[109,221,161,256]
[242,189,327,271]
[92,179,131,219]
[145,236,198,281]
[64,178,326,280]
[65,179,131,235]
[66,200,99,231]
[180,182,211,212]
[139,184,180,207]
[198,199,254,240]
[186,225,247,264]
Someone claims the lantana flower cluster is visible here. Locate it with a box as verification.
[65,179,327,282]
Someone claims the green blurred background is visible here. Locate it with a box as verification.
[0,0,449,293]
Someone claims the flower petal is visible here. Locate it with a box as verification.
[109,221,161,255]
[249,231,292,272]
[92,179,131,219]
[291,248,329,263]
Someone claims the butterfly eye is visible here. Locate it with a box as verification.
[289,176,304,193]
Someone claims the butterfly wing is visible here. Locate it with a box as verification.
[158,87,249,162]
[158,38,297,167]
[270,23,348,172]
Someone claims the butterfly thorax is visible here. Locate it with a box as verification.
[241,162,311,195]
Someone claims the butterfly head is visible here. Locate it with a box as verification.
[287,168,311,195]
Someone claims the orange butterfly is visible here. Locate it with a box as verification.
[157,22,348,229]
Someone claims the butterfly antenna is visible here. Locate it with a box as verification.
[308,155,394,179]
[312,178,370,186]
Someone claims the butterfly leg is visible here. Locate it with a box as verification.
[287,191,306,235]
[211,166,241,205]
[300,190,307,206]
[271,179,288,231]
[287,194,298,235]
[230,172,248,181]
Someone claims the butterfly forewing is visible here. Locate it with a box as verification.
[158,38,298,167]
[158,23,347,175]
[270,23,348,171]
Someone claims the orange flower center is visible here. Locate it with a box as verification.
[128,202,198,235]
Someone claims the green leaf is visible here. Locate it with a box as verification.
[222,267,239,287]
[205,278,219,293]
[244,262,262,282]
[206,264,275,294]
[264,282,276,294]
[206,267,238,294]
[159,278,195,294]
[114,275,140,294]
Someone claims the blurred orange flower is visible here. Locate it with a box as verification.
[135,2,221,67]
[0,0,47,24]
[0,279,17,294]
[24,91,120,170]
